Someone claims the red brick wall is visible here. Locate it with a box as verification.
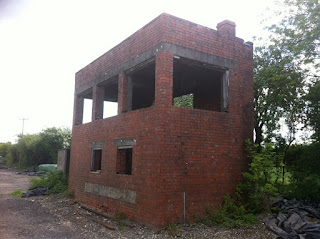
[69,13,253,229]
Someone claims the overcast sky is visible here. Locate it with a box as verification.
[0,0,276,143]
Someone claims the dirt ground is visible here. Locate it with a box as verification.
[0,168,38,195]
[0,168,274,239]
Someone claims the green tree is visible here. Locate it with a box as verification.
[254,45,305,147]
[305,80,320,141]
[270,0,320,69]
[16,134,41,167]
[36,127,71,164]
[255,0,320,146]
[0,142,12,158]
[253,0,320,183]
[173,93,194,108]
[6,127,71,168]
[5,144,19,167]
[0,142,12,166]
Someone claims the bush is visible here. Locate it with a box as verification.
[285,143,320,201]
[200,196,256,228]
[29,171,68,194]
[238,141,279,213]
[285,175,320,201]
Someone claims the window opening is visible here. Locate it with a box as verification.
[81,90,93,124]
[173,58,228,112]
[116,147,132,175]
[91,149,102,172]
[100,77,118,119]
[103,102,118,118]
[128,62,155,111]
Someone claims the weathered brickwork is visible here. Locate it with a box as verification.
[69,13,253,229]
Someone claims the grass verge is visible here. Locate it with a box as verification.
[9,189,23,197]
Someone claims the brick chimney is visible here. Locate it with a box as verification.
[217,20,236,38]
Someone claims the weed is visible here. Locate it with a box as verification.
[114,212,126,221]
[200,195,256,228]
[62,190,75,199]
[114,212,127,230]
[189,222,196,228]
[9,189,23,197]
[166,222,180,237]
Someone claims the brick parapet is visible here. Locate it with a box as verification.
[75,13,252,94]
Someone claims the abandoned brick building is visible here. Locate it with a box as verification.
[69,13,253,228]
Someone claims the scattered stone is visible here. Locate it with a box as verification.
[20,193,274,239]
[68,200,76,205]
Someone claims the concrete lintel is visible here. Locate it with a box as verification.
[75,43,236,95]
[114,138,137,147]
[85,182,137,204]
[89,141,105,149]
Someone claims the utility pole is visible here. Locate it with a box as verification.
[19,117,28,137]
[18,117,28,168]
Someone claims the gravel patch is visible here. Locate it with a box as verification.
[25,194,274,239]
